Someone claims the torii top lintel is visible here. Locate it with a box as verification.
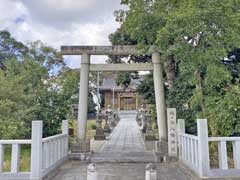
[61,45,145,55]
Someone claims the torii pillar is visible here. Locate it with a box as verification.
[78,54,90,141]
[152,52,167,141]
[74,54,91,153]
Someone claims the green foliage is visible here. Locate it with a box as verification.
[117,72,131,88]
[0,30,95,138]
[156,0,240,135]
[137,74,155,104]
[91,124,97,130]
[0,58,43,138]
[204,85,240,136]
[0,31,27,70]
[112,0,240,136]
[167,76,197,134]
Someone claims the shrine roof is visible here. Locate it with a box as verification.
[99,77,142,91]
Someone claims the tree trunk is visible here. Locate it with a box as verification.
[164,55,175,90]
[194,66,206,116]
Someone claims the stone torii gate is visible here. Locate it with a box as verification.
[61,45,167,152]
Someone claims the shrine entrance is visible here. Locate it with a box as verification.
[119,93,137,110]
[61,45,167,153]
[120,97,135,110]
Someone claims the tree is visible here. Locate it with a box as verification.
[0,31,28,71]
[111,0,240,136]
[156,0,240,136]
[0,57,44,138]
[137,74,155,104]
[117,72,131,88]
[0,31,74,138]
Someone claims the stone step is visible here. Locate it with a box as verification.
[91,151,157,163]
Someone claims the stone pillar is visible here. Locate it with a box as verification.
[197,119,210,177]
[152,52,167,141]
[145,163,157,180]
[30,121,43,180]
[77,54,90,141]
[87,164,98,180]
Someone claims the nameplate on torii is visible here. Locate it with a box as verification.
[61,45,141,55]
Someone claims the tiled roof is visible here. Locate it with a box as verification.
[99,77,142,91]
[99,78,122,90]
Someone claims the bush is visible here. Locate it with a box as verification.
[91,124,97,130]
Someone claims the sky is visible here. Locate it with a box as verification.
[0,0,125,68]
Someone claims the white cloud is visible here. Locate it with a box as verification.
[0,0,125,68]
[64,55,108,69]
[0,1,26,27]
[20,0,121,28]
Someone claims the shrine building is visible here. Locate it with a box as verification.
[99,77,143,111]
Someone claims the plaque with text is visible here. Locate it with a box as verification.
[167,108,177,157]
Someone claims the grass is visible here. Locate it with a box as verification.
[3,145,31,172]
[70,118,105,140]
[69,118,98,140]
[86,119,97,139]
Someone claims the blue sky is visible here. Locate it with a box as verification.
[0,0,125,68]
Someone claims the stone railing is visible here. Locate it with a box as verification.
[207,137,240,177]
[0,139,32,180]
[41,120,68,178]
[178,119,240,179]
[0,120,68,180]
[178,119,200,173]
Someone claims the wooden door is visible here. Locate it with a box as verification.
[120,97,136,110]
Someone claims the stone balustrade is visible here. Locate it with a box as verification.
[0,120,69,180]
[178,119,240,179]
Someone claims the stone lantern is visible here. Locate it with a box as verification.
[94,112,106,140]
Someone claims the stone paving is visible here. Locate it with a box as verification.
[101,111,145,152]
[50,111,200,180]
[91,111,156,163]
[51,161,199,180]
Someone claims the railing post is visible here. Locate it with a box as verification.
[30,121,43,180]
[62,120,68,135]
[218,141,228,169]
[178,119,185,133]
[233,141,240,169]
[62,120,69,155]
[49,141,54,166]
[197,119,209,178]
[42,143,47,169]
[45,142,50,169]
[0,144,4,172]
[11,144,20,173]
[178,119,185,159]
